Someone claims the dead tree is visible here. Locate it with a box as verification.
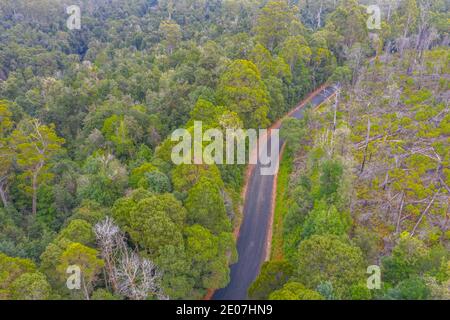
[94,216,121,292]
[329,84,340,156]
[95,217,166,300]
[360,115,371,174]
[115,251,165,300]
[411,191,440,237]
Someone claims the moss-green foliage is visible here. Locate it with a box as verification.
[184,225,237,297]
[248,260,294,299]
[91,288,121,300]
[9,272,52,300]
[0,253,37,299]
[281,143,352,261]
[269,282,324,300]
[296,235,365,299]
[381,235,449,287]
[270,146,294,260]
[56,242,104,298]
[301,201,351,240]
[185,177,231,234]
[112,191,187,257]
[217,59,270,128]
[57,219,96,246]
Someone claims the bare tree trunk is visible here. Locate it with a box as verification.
[82,277,90,300]
[333,86,339,132]
[0,188,7,207]
[387,3,392,21]
[439,176,450,194]
[0,176,8,207]
[360,117,371,174]
[317,2,323,29]
[329,86,339,156]
[32,172,38,215]
[411,191,439,236]
[395,191,405,234]
[380,171,390,190]
[31,161,44,215]
[104,254,118,292]
[403,13,412,38]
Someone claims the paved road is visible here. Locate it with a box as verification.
[213,86,337,300]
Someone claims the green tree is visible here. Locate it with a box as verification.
[91,288,120,300]
[129,162,158,188]
[159,19,182,55]
[57,219,95,246]
[316,281,336,300]
[39,237,72,287]
[217,60,270,128]
[9,272,51,300]
[382,235,430,285]
[309,32,337,85]
[264,76,287,120]
[172,164,223,194]
[385,277,430,300]
[0,100,14,207]
[248,260,293,299]
[77,153,127,206]
[253,1,298,52]
[188,99,223,126]
[269,282,324,300]
[185,177,231,234]
[297,0,339,29]
[279,36,312,74]
[329,66,353,85]
[102,114,142,158]
[143,171,171,193]
[113,193,186,257]
[301,202,351,240]
[0,253,36,299]
[296,235,365,299]
[57,242,104,300]
[70,200,108,225]
[349,282,372,300]
[391,0,419,38]
[319,159,344,204]
[326,0,368,49]
[155,244,195,300]
[129,205,182,253]
[250,43,290,80]
[11,119,64,215]
[280,117,307,152]
[185,225,236,297]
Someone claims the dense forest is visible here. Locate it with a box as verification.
[0,0,448,300]
[250,1,450,300]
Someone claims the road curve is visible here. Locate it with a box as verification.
[213,86,337,300]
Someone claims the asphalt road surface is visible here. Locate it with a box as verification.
[213,86,337,300]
